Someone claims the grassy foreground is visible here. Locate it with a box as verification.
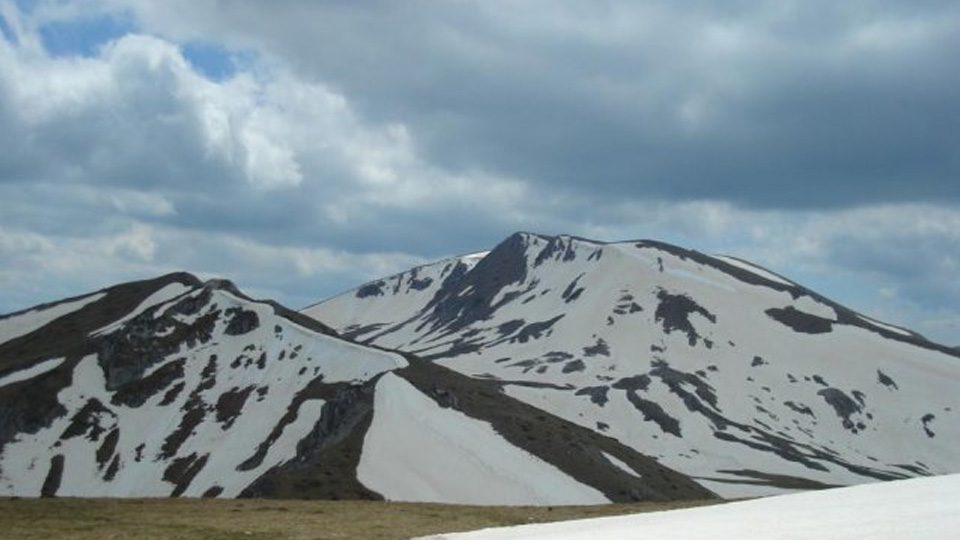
[0,497,718,540]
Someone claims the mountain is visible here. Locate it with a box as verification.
[0,272,710,503]
[413,473,960,540]
[305,232,960,498]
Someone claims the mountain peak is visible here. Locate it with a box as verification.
[308,231,960,498]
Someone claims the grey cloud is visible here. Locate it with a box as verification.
[0,16,528,285]
[0,46,236,194]
[2,1,959,347]
[125,1,960,209]
[822,228,960,311]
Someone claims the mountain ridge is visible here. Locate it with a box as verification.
[0,267,710,503]
[306,231,960,497]
[317,232,951,354]
[3,230,958,501]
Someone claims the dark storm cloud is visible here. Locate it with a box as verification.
[132,0,960,209]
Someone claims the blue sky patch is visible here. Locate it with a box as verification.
[182,41,249,81]
[13,0,38,13]
[38,12,134,58]
[0,12,15,44]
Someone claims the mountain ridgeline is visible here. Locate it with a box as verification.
[307,232,960,498]
[0,269,708,503]
[2,232,958,502]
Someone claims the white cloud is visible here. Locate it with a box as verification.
[107,190,176,216]
[0,0,542,217]
[0,3,532,315]
[0,1,958,349]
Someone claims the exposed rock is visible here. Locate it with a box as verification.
[612,375,652,393]
[562,359,586,373]
[224,307,260,336]
[511,315,565,344]
[216,386,255,429]
[164,452,210,497]
[583,338,610,357]
[878,370,899,390]
[111,358,186,408]
[562,273,586,303]
[655,290,716,346]
[61,399,115,441]
[575,386,610,406]
[355,281,385,298]
[922,413,936,438]
[818,388,863,431]
[766,307,833,334]
[784,401,815,417]
[40,454,64,498]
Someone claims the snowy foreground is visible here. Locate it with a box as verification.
[414,474,960,540]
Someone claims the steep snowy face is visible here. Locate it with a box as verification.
[306,232,960,498]
[0,274,406,498]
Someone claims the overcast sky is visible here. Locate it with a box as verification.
[1,0,958,345]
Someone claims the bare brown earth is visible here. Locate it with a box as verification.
[0,497,719,540]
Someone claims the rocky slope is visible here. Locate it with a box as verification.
[306,232,960,498]
[0,272,709,503]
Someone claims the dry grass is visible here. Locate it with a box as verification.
[0,497,719,540]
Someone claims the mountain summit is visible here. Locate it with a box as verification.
[305,232,960,498]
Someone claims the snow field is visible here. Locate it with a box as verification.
[0,292,106,345]
[0,357,64,389]
[414,473,960,540]
[357,373,609,505]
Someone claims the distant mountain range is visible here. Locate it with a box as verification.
[2,232,958,502]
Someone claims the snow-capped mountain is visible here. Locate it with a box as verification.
[305,232,960,498]
[0,272,710,503]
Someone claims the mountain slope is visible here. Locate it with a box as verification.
[305,232,960,498]
[0,273,405,498]
[0,272,711,503]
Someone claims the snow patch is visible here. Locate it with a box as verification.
[601,452,642,479]
[416,474,960,540]
[713,255,794,286]
[857,314,912,337]
[90,283,192,336]
[793,295,838,321]
[358,373,608,505]
[0,357,65,389]
[665,268,736,293]
[0,293,106,344]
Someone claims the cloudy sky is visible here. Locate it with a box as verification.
[1,0,958,344]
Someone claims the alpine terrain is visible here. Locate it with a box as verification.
[0,272,708,503]
[306,232,960,498]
